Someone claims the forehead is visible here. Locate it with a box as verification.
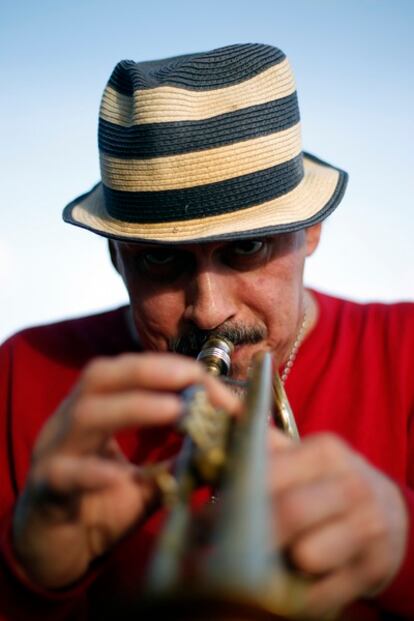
[115,232,298,254]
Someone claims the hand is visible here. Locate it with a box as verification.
[268,430,409,618]
[12,353,239,590]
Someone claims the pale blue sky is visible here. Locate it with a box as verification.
[1,0,413,342]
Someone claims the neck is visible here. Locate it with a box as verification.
[279,289,318,384]
[303,288,319,340]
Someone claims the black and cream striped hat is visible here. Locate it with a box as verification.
[63,43,348,243]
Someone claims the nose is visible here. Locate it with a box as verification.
[184,269,237,331]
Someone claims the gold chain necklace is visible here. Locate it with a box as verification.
[280,304,308,385]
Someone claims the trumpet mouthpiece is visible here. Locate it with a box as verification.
[197,337,234,377]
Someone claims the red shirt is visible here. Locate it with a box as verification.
[0,291,413,619]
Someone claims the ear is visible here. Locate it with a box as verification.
[304,223,322,257]
[108,240,120,273]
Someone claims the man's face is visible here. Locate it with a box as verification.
[112,226,321,380]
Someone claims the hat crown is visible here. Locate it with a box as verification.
[107,43,286,94]
[97,42,304,225]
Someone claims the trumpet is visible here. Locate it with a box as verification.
[128,337,307,620]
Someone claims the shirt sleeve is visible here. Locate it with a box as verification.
[0,510,94,620]
[0,337,95,619]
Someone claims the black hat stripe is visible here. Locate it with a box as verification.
[102,155,304,223]
[100,124,302,192]
[108,44,285,95]
[100,58,295,127]
[98,94,300,159]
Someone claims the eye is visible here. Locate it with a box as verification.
[138,247,189,282]
[222,238,269,270]
[232,240,264,255]
[143,249,177,265]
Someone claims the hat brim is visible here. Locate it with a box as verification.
[63,152,347,244]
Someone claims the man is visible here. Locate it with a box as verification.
[0,43,413,620]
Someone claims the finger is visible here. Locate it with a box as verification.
[31,455,128,503]
[79,351,240,415]
[202,373,241,414]
[289,510,369,576]
[293,494,402,591]
[81,353,203,393]
[54,391,183,454]
[35,389,183,458]
[79,353,237,403]
[99,437,129,462]
[274,478,353,546]
[39,383,238,461]
[273,465,372,546]
[269,433,359,494]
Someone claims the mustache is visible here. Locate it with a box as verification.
[170,323,267,357]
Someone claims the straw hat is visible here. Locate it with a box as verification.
[63,43,348,243]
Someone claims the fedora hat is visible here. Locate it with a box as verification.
[63,43,348,243]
